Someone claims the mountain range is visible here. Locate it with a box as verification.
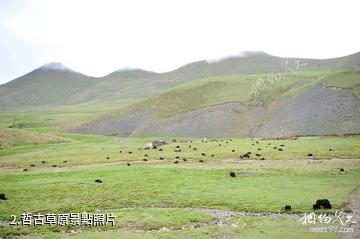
[1,51,360,138]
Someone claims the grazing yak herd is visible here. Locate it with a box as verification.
[120,137,338,212]
[8,138,341,213]
[121,138,338,171]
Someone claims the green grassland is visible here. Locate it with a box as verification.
[1,151,358,238]
[0,99,131,131]
[0,128,359,238]
[1,130,360,167]
[1,159,359,217]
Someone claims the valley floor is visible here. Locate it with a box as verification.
[1,131,360,238]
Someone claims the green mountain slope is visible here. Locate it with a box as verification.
[0,63,98,110]
[0,65,158,110]
[1,52,359,111]
[74,70,360,137]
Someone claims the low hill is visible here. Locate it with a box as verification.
[0,128,68,149]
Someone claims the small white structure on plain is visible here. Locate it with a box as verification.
[144,142,153,149]
[144,140,166,149]
[308,154,316,160]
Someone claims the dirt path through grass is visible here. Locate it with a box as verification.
[343,185,360,239]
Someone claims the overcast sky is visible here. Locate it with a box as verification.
[0,0,359,84]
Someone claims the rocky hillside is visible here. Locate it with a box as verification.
[73,70,360,138]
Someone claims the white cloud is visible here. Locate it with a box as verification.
[0,0,359,83]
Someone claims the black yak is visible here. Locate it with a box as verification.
[313,199,332,209]
[0,193,6,200]
[240,152,251,159]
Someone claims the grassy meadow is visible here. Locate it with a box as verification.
[0,121,360,238]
